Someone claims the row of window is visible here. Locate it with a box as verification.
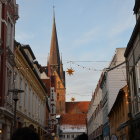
[7,69,45,124]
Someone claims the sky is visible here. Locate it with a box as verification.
[16,0,135,101]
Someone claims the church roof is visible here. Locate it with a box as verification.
[49,16,60,66]
[66,101,90,114]
[60,113,87,125]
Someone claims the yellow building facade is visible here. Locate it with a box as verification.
[14,41,48,139]
[108,86,129,140]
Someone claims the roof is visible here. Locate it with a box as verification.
[66,101,90,114]
[60,113,87,125]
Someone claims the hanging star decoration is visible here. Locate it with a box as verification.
[66,68,75,76]
[71,97,75,102]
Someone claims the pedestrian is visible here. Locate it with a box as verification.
[11,127,40,140]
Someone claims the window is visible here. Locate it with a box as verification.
[19,77,22,105]
[130,71,139,114]
[136,59,140,95]
[7,19,13,50]
[57,93,59,100]
[7,68,12,102]
[28,88,31,114]
[72,134,74,138]
[67,135,69,138]
[24,83,27,109]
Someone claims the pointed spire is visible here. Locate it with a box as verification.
[60,54,64,82]
[49,10,60,74]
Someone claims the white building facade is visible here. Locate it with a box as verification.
[87,73,104,140]
[60,125,86,140]
[101,48,127,140]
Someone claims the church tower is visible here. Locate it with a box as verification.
[49,15,60,75]
[48,13,66,114]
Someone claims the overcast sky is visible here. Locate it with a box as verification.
[16,0,135,101]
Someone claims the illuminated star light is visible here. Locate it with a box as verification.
[66,68,75,76]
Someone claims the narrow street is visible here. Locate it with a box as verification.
[0,0,140,140]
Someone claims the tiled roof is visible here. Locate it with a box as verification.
[60,113,87,125]
[66,101,90,114]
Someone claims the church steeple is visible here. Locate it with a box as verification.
[49,12,60,74]
[60,55,65,86]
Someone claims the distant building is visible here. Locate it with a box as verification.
[87,72,104,140]
[108,85,129,140]
[0,0,19,139]
[100,48,127,140]
[60,113,87,140]
[65,101,89,114]
[124,0,140,139]
[59,101,90,140]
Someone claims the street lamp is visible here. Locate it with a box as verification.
[9,89,24,130]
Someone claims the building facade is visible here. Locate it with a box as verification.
[60,114,87,140]
[124,0,140,139]
[101,48,127,140]
[108,86,129,140]
[14,42,48,139]
[0,0,19,139]
[87,73,104,140]
[59,101,89,140]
